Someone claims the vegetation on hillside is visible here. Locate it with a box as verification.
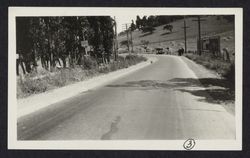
[119,15,183,37]
[118,15,235,55]
[185,53,235,87]
[135,15,183,30]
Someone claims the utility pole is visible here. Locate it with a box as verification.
[125,24,130,53]
[122,23,133,54]
[192,16,206,55]
[130,27,134,53]
[182,16,189,54]
[114,16,118,61]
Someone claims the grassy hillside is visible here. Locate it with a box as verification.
[118,16,235,54]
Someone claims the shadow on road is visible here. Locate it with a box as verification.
[171,78,235,105]
[107,78,235,105]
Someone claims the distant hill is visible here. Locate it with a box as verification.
[118,16,234,54]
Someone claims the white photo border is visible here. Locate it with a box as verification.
[8,7,243,150]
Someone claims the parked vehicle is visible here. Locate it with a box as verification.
[155,48,164,54]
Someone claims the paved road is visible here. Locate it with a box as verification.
[17,55,235,140]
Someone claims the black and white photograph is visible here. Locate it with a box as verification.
[8,7,242,150]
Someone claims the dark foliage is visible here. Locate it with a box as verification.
[141,26,155,34]
[16,16,115,74]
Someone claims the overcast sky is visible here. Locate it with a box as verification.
[115,15,136,33]
[115,14,150,33]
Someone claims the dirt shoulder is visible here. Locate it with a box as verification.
[181,56,235,115]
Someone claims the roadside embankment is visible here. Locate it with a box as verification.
[17,55,147,99]
[17,55,157,118]
[184,53,234,86]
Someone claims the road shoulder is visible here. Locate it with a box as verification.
[17,56,157,118]
[181,56,235,115]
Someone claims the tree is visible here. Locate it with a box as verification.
[86,16,115,64]
[16,16,115,75]
[62,16,81,67]
[130,20,136,31]
[99,16,114,63]
[147,16,157,27]
[136,15,142,30]
[141,16,147,28]
[141,26,155,34]
[163,24,173,32]
[16,17,35,73]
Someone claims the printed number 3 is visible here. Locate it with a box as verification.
[183,139,195,150]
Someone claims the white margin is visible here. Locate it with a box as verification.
[8,7,243,150]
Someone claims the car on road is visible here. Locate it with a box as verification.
[155,48,165,55]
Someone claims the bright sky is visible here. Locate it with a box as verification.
[115,15,137,33]
[115,14,152,33]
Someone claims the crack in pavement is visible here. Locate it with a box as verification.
[101,116,121,140]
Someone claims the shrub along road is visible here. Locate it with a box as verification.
[17,55,235,140]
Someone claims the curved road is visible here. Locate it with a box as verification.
[17,55,235,140]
